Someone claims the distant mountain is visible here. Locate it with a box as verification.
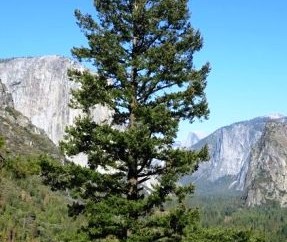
[182,115,287,206]
[190,116,273,183]
[181,132,206,148]
[2,56,287,207]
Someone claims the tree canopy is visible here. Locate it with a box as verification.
[43,0,211,241]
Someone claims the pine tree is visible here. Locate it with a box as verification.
[43,0,210,241]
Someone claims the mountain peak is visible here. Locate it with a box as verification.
[180,131,207,148]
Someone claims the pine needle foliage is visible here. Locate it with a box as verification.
[45,0,211,241]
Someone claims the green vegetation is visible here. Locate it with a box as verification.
[0,107,60,158]
[0,152,267,242]
[190,195,287,242]
[43,0,211,240]
[0,155,87,242]
[39,0,264,241]
[0,0,281,241]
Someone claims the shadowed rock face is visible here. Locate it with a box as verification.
[244,122,287,207]
[0,56,111,145]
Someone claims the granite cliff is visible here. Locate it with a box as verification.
[189,117,271,185]
[0,79,60,158]
[0,56,111,145]
[2,56,287,206]
[184,115,287,206]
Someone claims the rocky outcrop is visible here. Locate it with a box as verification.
[0,107,61,158]
[0,56,111,145]
[244,122,287,207]
[0,79,14,108]
[0,79,60,158]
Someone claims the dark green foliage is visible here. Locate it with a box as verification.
[189,194,287,242]
[0,154,266,241]
[0,136,5,149]
[190,228,264,242]
[45,0,210,240]
[40,1,262,241]
[0,156,87,242]
[5,156,41,179]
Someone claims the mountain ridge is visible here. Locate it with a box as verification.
[186,115,287,206]
[2,55,287,206]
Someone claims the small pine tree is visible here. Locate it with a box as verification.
[43,0,210,241]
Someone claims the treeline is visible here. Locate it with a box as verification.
[0,155,265,242]
[0,57,35,63]
[189,195,287,242]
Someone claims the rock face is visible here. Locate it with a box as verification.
[2,56,287,206]
[190,117,271,184]
[184,115,287,206]
[0,56,111,145]
[0,79,60,158]
[0,79,14,108]
[0,56,78,144]
[244,122,287,207]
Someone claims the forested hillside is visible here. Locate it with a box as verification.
[190,195,287,242]
[1,0,286,240]
[0,156,87,242]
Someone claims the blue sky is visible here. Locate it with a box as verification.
[1,1,287,141]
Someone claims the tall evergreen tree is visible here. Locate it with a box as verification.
[43,0,210,241]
